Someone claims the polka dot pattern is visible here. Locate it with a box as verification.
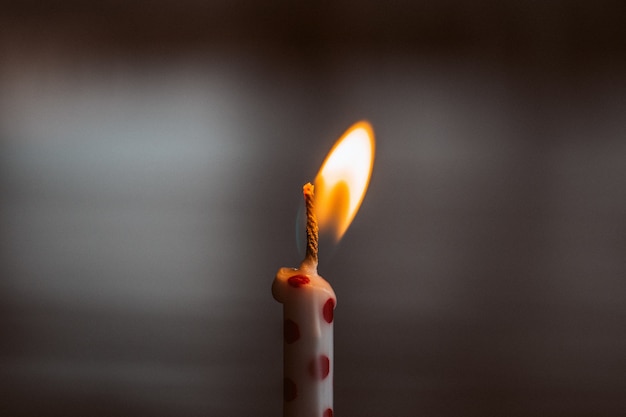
[284,319,300,344]
[276,270,335,416]
[284,378,297,402]
[323,298,335,323]
[308,354,330,380]
[288,275,310,288]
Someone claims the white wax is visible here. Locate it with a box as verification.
[272,259,336,417]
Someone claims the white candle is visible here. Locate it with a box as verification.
[272,121,375,417]
[273,184,335,417]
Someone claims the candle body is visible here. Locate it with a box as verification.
[273,262,336,417]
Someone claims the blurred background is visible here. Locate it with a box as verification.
[1,1,626,416]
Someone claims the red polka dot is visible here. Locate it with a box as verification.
[284,319,300,344]
[284,378,297,402]
[323,408,333,417]
[323,298,335,323]
[308,355,330,380]
[288,275,310,288]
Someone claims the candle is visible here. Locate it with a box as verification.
[272,121,375,417]
[272,183,335,417]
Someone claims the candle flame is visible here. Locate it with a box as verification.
[314,121,375,243]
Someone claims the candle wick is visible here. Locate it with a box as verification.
[303,182,319,266]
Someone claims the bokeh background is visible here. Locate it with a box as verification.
[1,1,626,416]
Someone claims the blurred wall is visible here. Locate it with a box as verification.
[1,2,626,416]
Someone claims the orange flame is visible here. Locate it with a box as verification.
[314,121,375,243]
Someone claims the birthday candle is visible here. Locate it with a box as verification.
[272,121,375,417]
[272,184,335,417]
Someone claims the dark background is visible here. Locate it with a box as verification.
[1,1,626,416]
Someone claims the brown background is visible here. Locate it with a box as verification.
[1,1,626,416]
